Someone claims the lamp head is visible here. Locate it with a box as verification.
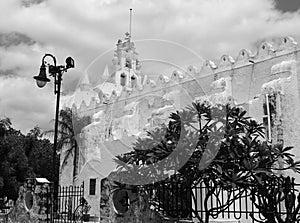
[65,57,75,69]
[33,64,50,88]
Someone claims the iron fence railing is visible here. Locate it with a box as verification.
[52,183,84,223]
[146,177,300,223]
[145,175,193,221]
[192,180,300,223]
[0,182,86,223]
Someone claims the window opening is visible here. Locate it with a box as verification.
[89,179,96,195]
[120,73,126,86]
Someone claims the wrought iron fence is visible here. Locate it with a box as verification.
[146,177,300,223]
[145,175,193,220]
[192,180,300,223]
[52,183,85,223]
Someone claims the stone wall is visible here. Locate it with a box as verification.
[100,178,186,223]
[6,179,50,223]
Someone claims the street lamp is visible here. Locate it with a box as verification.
[33,53,74,194]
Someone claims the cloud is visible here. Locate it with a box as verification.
[0,0,300,132]
[275,0,300,12]
[0,44,41,76]
[0,76,55,133]
[21,0,47,8]
[1,0,299,62]
[0,32,36,48]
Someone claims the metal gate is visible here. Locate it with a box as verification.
[51,183,85,223]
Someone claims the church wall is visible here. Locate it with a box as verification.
[59,148,75,187]
[61,36,300,220]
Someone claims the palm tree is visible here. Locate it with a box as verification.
[45,108,91,182]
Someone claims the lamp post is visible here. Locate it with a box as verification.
[33,54,74,206]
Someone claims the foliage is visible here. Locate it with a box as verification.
[44,107,91,180]
[0,117,11,138]
[114,102,300,223]
[0,108,91,202]
[25,126,57,182]
[0,118,55,202]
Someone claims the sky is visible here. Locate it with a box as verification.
[0,0,300,133]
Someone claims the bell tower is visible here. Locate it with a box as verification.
[113,33,142,90]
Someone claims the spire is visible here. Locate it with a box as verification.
[81,74,90,85]
[102,65,110,79]
[79,74,91,91]
[129,8,132,40]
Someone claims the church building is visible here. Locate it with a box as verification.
[62,34,300,217]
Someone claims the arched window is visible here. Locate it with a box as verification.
[120,73,126,86]
[131,76,136,88]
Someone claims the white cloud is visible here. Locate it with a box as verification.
[0,44,41,74]
[0,76,55,132]
[0,0,300,132]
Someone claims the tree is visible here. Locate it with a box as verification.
[0,120,35,201]
[0,117,11,138]
[25,126,56,182]
[0,119,55,201]
[45,107,91,181]
[113,102,300,223]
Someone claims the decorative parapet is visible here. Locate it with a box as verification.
[196,36,298,73]
[171,70,185,82]
[157,74,170,86]
[255,42,276,59]
[235,49,253,67]
[143,78,157,91]
[217,55,235,71]
[68,36,299,115]
[187,65,199,75]
[199,60,217,76]
[278,36,298,52]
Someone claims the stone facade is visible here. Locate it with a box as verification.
[61,34,300,219]
[5,178,51,223]
[99,178,188,223]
